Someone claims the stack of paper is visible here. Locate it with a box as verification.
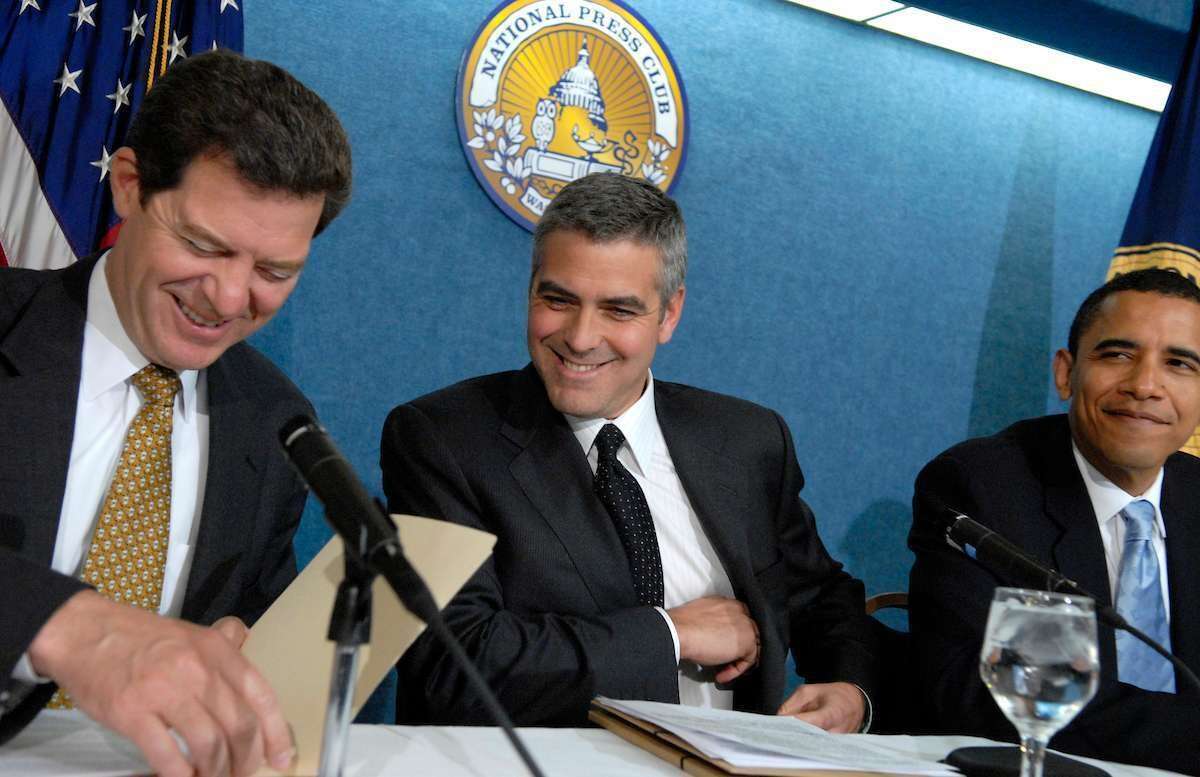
[593,698,958,775]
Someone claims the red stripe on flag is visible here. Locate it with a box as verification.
[99,222,122,250]
[0,240,7,268]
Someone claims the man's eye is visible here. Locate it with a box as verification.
[1098,350,1132,360]
[258,266,294,282]
[1168,358,1199,372]
[542,296,572,310]
[185,238,217,255]
[606,307,637,320]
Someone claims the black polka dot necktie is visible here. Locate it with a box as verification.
[593,423,664,607]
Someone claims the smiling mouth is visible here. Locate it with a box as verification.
[176,297,226,329]
[1105,408,1170,425]
[554,351,607,373]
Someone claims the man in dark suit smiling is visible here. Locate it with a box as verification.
[910,269,1200,774]
[0,51,351,777]
[383,173,878,729]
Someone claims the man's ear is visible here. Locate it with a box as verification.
[108,147,140,219]
[657,286,686,345]
[1052,348,1074,401]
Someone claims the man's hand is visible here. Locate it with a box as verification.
[210,615,251,649]
[28,590,294,777]
[667,596,760,683]
[776,681,865,733]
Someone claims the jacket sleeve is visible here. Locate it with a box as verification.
[0,550,89,744]
[909,453,1014,740]
[772,413,879,702]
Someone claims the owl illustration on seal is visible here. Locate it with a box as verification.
[532,98,558,151]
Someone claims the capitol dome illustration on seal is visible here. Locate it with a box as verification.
[457,0,688,231]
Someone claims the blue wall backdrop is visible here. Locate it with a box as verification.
[244,0,1159,599]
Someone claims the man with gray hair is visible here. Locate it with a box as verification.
[382,173,879,728]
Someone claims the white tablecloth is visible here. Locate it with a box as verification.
[0,714,1185,776]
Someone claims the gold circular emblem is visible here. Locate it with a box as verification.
[457,0,688,231]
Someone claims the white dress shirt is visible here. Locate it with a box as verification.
[13,253,209,683]
[564,372,736,710]
[1071,444,1170,618]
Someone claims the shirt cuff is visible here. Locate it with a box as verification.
[655,606,681,662]
[851,683,873,733]
[12,653,50,684]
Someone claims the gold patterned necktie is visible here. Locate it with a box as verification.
[47,364,181,710]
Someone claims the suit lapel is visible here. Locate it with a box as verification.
[1162,455,1200,676]
[0,260,93,564]
[656,384,776,710]
[1045,488,1112,607]
[503,367,639,610]
[181,348,263,621]
[654,383,755,604]
[1040,418,1119,681]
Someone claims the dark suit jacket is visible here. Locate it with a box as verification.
[909,414,1200,774]
[382,366,878,726]
[0,257,311,742]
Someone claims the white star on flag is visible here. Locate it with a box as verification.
[124,11,147,45]
[106,80,131,114]
[90,147,113,182]
[54,64,83,97]
[211,40,219,51]
[220,0,239,12]
[68,0,97,30]
[167,32,189,65]
[2,0,245,271]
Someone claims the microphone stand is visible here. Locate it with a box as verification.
[280,418,547,777]
[319,529,375,777]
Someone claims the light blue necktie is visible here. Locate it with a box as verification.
[1114,499,1175,693]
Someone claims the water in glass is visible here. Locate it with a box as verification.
[980,588,1099,777]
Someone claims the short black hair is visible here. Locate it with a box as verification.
[1068,268,1200,356]
[124,50,352,236]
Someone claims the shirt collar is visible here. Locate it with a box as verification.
[1071,442,1166,539]
[564,370,657,476]
[81,252,199,419]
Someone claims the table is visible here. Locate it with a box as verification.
[0,714,1185,776]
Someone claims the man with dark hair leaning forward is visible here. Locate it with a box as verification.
[0,51,352,777]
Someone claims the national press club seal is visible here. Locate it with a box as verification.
[456,0,688,231]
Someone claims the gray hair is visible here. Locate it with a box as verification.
[531,173,686,306]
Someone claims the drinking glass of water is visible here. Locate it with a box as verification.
[979,587,1099,777]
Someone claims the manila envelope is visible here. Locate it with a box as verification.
[242,514,495,775]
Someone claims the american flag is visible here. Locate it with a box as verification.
[0,1,243,269]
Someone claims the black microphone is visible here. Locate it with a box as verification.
[921,496,1097,603]
[279,415,438,623]
[279,416,548,777]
